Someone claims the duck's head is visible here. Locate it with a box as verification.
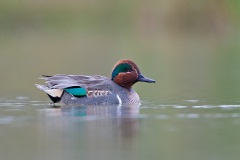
[111,59,156,88]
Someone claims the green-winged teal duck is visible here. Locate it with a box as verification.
[36,59,155,105]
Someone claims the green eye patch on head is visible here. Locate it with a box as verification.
[112,63,132,79]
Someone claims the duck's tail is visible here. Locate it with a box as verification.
[35,84,63,103]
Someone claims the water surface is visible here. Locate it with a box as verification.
[1,97,240,160]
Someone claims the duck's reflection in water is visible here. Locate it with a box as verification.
[60,103,140,140]
[59,103,140,117]
[40,103,141,154]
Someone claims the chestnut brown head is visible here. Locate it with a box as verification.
[111,59,155,88]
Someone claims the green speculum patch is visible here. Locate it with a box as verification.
[64,87,87,96]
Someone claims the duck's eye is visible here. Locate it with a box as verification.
[127,69,132,72]
[112,63,133,78]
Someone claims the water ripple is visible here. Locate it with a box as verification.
[1,98,240,121]
[0,116,15,124]
[153,113,240,119]
[143,103,240,109]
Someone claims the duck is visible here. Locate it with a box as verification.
[36,59,155,105]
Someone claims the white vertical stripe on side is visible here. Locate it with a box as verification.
[116,94,122,105]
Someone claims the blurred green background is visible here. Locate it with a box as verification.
[1,0,240,103]
[1,1,240,160]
